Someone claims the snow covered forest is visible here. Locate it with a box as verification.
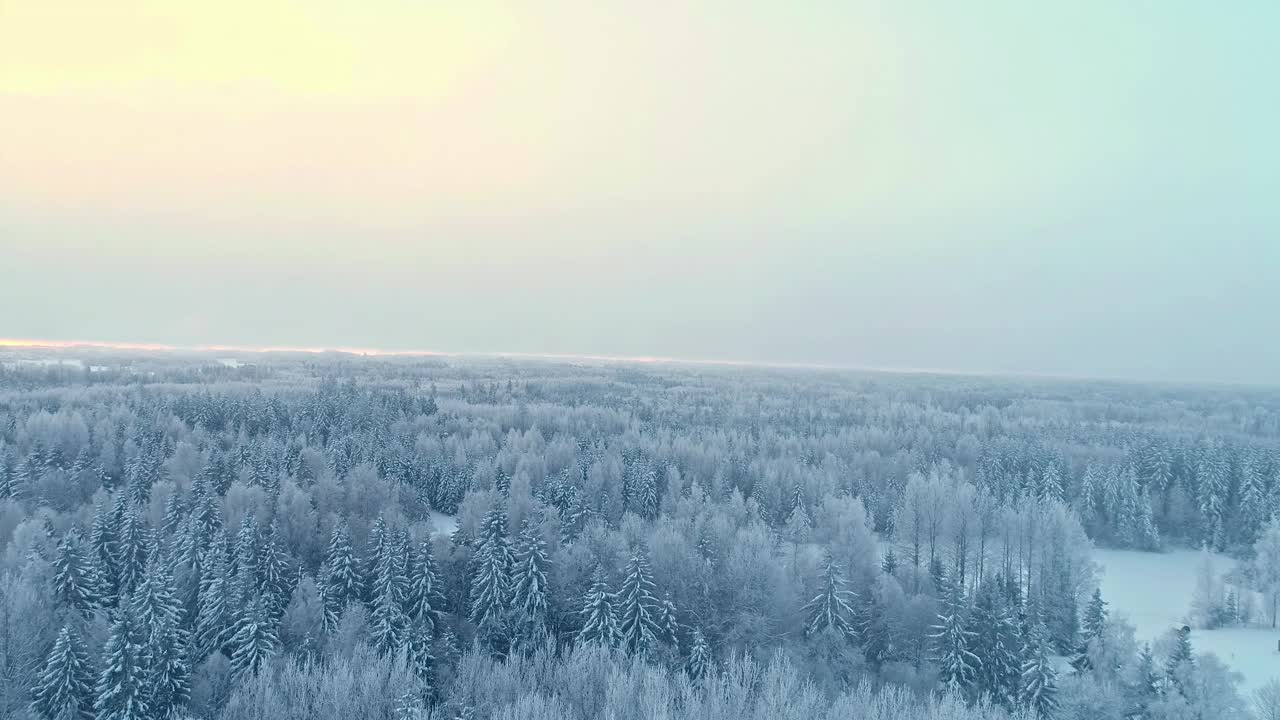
[2,351,1279,719]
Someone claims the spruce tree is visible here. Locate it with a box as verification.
[229,593,278,680]
[1134,642,1160,715]
[881,548,898,576]
[468,507,513,637]
[970,578,1019,705]
[804,552,857,640]
[31,625,95,720]
[687,627,711,680]
[257,524,292,621]
[144,612,191,720]
[95,601,150,720]
[578,566,620,647]
[368,522,410,655]
[90,501,121,606]
[509,523,550,642]
[193,531,231,659]
[52,528,99,615]
[657,592,681,650]
[931,579,980,695]
[116,506,149,596]
[617,547,662,655]
[324,520,363,619]
[406,539,445,627]
[1072,588,1108,671]
[1019,621,1059,718]
[1165,626,1194,693]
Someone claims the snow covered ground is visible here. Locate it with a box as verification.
[429,511,458,538]
[1095,547,1280,694]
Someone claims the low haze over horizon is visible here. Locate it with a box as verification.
[3,2,1278,385]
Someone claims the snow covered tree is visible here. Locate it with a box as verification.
[229,593,278,680]
[616,547,662,656]
[144,612,191,720]
[95,602,150,720]
[971,578,1019,704]
[1196,445,1228,549]
[30,625,95,720]
[1255,517,1280,627]
[1134,642,1160,711]
[1190,548,1226,629]
[881,548,898,576]
[509,523,550,642]
[257,525,292,621]
[406,539,445,627]
[468,506,513,638]
[1239,453,1268,542]
[324,520,364,619]
[931,580,980,695]
[804,552,856,640]
[368,522,410,655]
[116,503,150,596]
[52,528,98,615]
[687,627,712,680]
[577,566,619,647]
[193,531,231,659]
[1165,626,1193,692]
[657,592,680,650]
[1072,588,1107,671]
[90,501,120,606]
[1020,621,1059,718]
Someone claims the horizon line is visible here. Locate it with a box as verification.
[0,336,1270,389]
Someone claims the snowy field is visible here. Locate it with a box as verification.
[1095,547,1280,693]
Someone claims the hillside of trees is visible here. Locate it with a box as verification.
[2,352,1277,719]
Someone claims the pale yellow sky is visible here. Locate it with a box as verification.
[1,1,1277,383]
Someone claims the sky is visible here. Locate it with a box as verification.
[2,1,1278,384]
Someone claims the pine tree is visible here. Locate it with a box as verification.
[578,566,620,647]
[687,627,711,680]
[804,552,857,640]
[1134,642,1160,715]
[617,547,662,656]
[323,520,363,620]
[31,625,95,720]
[194,531,231,659]
[229,593,278,680]
[257,524,292,621]
[130,548,183,638]
[161,494,184,540]
[881,548,898,575]
[1197,445,1228,550]
[1239,453,1268,542]
[0,448,13,499]
[931,580,980,694]
[657,592,681,650]
[52,528,99,615]
[859,580,897,667]
[407,617,436,683]
[368,522,410,655]
[144,612,191,720]
[970,579,1019,705]
[1165,626,1193,693]
[1019,621,1059,718]
[509,524,550,642]
[116,505,150,596]
[95,602,150,720]
[468,507,513,637]
[1072,588,1108,671]
[406,539,445,627]
[90,501,121,605]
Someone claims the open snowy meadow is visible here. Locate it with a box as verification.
[1098,547,1280,694]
